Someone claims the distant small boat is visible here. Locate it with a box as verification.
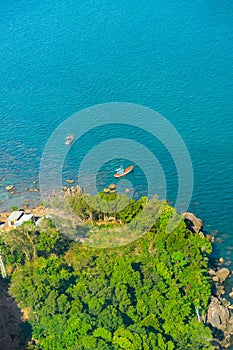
[114,164,134,178]
[65,134,75,145]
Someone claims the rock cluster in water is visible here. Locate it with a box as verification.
[206,265,233,349]
[63,184,82,197]
[103,183,117,193]
[182,211,233,349]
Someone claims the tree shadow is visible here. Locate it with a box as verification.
[0,279,32,350]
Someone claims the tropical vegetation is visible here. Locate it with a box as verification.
[0,192,214,349]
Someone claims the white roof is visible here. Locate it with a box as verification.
[15,214,34,226]
[7,211,24,222]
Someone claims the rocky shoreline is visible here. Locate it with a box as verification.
[182,212,233,349]
[207,268,233,349]
[206,263,233,349]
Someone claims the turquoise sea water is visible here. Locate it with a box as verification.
[0,1,233,263]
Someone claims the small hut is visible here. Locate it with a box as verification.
[7,210,24,227]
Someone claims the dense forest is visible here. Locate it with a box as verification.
[0,193,214,349]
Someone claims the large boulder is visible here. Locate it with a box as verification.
[70,186,76,193]
[182,212,203,233]
[76,185,82,195]
[28,188,40,192]
[207,297,230,331]
[65,179,74,184]
[216,268,230,283]
[108,183,116,193]
[65,188,71,197]
[108,183,116,190]
[5,185,15,192]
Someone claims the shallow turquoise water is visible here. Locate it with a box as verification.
[0,1,233,262]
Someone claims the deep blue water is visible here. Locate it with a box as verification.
[0,1,233,263]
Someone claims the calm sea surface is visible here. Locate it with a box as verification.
[0,1,233,264]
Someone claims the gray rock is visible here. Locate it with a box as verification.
[219,257,224,264]
[182,212,203,233]
[76,185,82,194]
[207,297,230,331]
[216,268,230,282]
[217,285,225,296]
[28,188,40,192]
[209,268,216,276]
[206,235,215,242]
[108,183,116,190]
[213,276,219,282]
[65,188,71,197]
[66,179,74,184]
[5,185,14,192]
[221,298,231,308]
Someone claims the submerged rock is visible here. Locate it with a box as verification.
[28,188,40,192]
[66,179,74,184]
[5,185,14,192]
[219,257,224,264]
[229,289,233,299]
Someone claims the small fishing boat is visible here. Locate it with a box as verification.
[65,134,75,145]
[114,164,134,178]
